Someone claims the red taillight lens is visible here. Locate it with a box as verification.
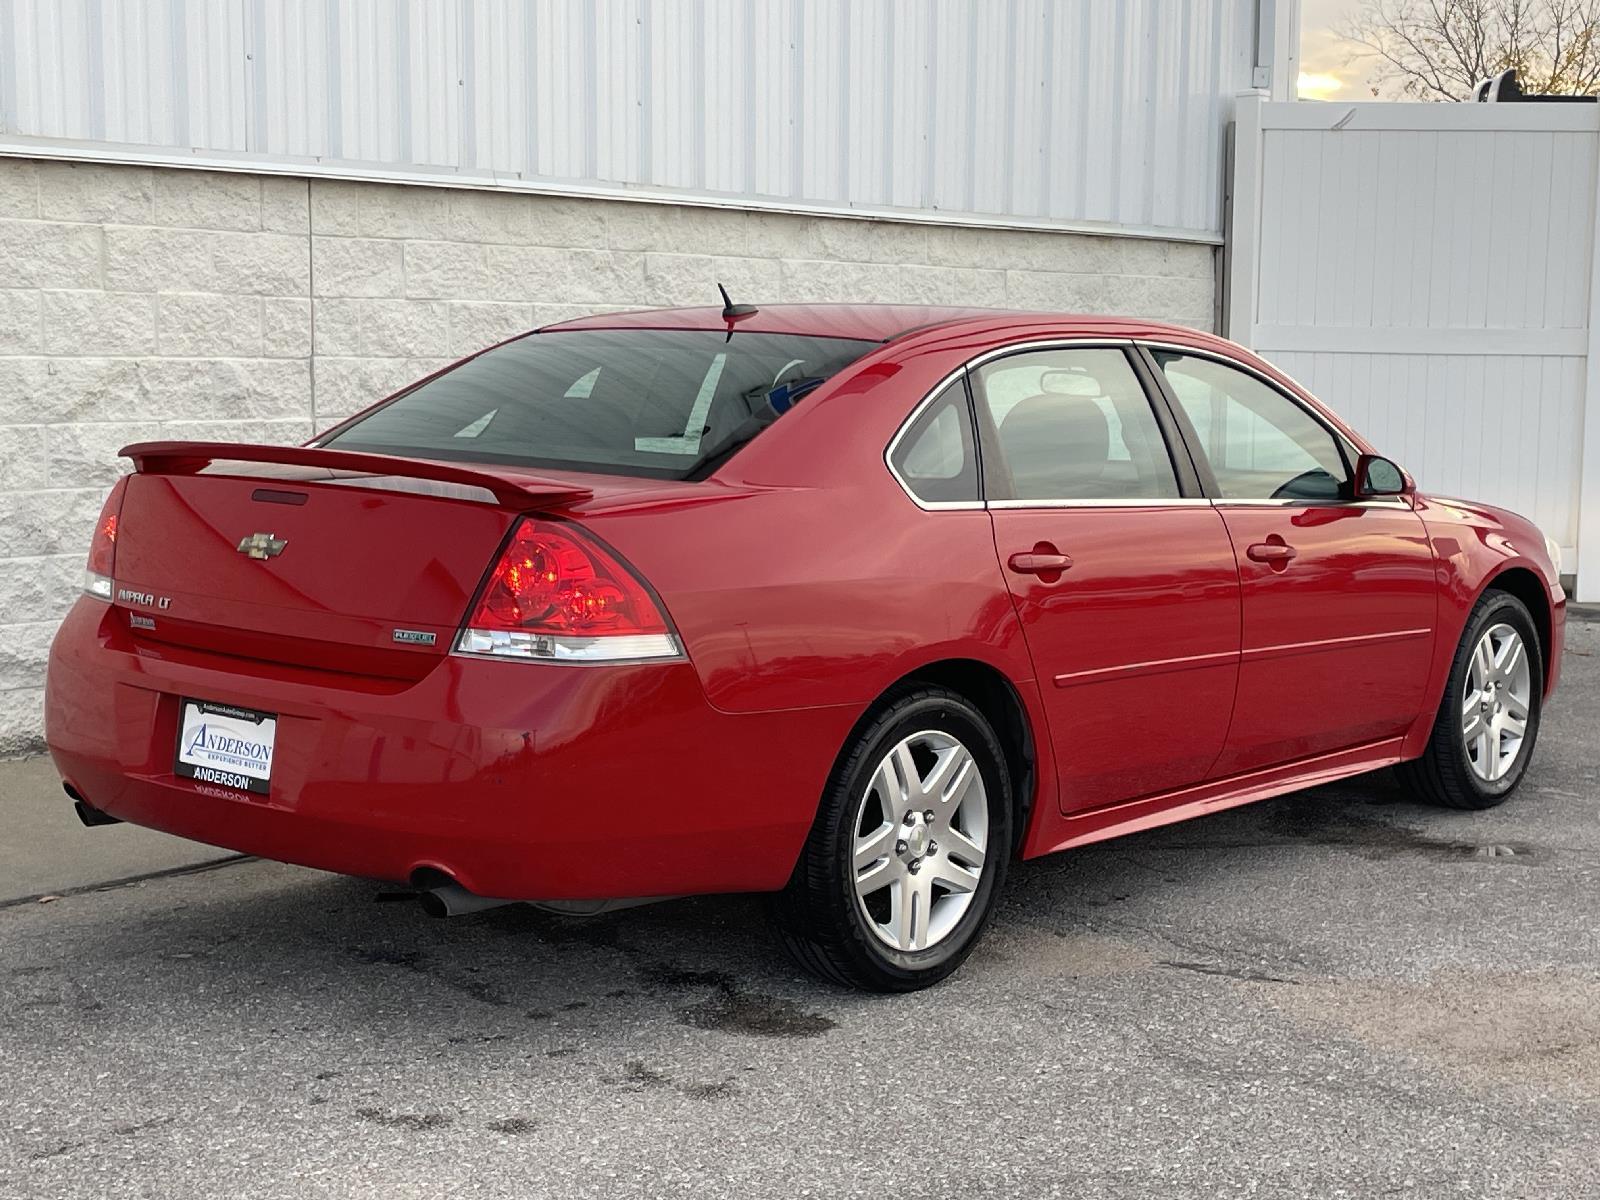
[83,478,129,600]
[456,519,679,662]
[87,512,117,576]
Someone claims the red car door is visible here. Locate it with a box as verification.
[1147,348,1437,775]
[970,345,1242,813]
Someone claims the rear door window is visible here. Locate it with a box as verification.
[972,348,1182,501]
[321,329,879,479]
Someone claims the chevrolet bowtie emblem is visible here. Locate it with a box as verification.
[237,532,287,560]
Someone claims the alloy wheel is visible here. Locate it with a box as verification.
[851,729,989,952]
[1461,622,1532,783]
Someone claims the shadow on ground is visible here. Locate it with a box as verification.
[23,766,1563,1039]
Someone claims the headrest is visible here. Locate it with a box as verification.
[998,393,1112,500]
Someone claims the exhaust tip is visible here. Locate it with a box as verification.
[410,872,517,918]
[65,783,121,827]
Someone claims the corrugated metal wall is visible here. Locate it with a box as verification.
[0,0,1265,240]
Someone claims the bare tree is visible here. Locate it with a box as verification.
[1338,0,1600,99]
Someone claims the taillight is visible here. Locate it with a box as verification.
[455,518,681,663]
[83,478,129,601]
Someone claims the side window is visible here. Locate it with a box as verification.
[973,348,1180,502]
[1154,353,1348,502]
[890,379,980,504]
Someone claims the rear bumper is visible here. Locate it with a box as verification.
[45,599,852,900]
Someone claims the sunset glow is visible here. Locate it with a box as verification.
[1297,71,1347,100]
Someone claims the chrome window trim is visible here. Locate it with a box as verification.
[964,335,1138,367]
[882,365,987,512]
[969,338,1192,507]
[1209,496,1412,509]
[899,499,989,511]
[886,336,1203,513]
[885,335,1408,515]
[987,498,1214,510]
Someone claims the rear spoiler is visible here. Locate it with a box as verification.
[119,442,594,510]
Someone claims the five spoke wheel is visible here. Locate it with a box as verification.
[852,730,989,952]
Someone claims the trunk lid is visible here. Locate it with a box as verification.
[110,443,608,679]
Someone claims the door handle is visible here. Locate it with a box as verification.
[1246,540,1298,565]
[1008,547,1074,576]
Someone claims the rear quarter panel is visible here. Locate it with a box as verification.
[575,334,1039,717]
[582,488,1030,714]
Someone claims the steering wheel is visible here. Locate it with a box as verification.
[1269,468,1340,501]
[771,358,808,387]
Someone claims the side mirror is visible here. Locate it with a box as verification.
[1354,453,1412,498]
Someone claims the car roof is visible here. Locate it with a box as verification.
[537,304,1212,346]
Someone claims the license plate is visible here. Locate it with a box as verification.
[175,699,277,795]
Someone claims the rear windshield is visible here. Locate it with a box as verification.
[319,328,879,479]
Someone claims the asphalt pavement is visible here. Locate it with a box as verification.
[1,618,1597,1199]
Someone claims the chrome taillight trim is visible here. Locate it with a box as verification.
[453,628,684,665]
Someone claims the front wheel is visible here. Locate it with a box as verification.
[1399,589,1544,810]
[771,686,1013,991]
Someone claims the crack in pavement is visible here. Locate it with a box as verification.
[0,855,255,912]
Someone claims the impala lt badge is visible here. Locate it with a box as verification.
[237,532,287,560]
[116,589,170,609]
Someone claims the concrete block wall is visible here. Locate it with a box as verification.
[0,155,1216,753]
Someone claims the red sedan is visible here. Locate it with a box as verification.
[46,304,1565,990]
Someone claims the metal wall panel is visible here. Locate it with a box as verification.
[0,0,1269,239]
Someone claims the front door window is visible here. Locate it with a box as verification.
[1154,352,1349,502]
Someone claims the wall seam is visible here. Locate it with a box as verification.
[306,176,316,430]
[0,146,1226,246]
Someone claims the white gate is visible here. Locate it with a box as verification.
[1226,95,1600,601]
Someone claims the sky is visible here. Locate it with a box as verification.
[1298,0,1374,100]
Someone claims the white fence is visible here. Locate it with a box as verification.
[1226,96,1600,601]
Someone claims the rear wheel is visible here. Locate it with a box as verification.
[1399,589,1544,810]
[771,686,1012,991]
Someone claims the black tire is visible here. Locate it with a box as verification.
[770,685,1013,992]
[1398,589,1544,810]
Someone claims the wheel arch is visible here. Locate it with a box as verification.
[1482,565,1553,690]
[850,658,1040,856]
[1404,559,1559,761]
